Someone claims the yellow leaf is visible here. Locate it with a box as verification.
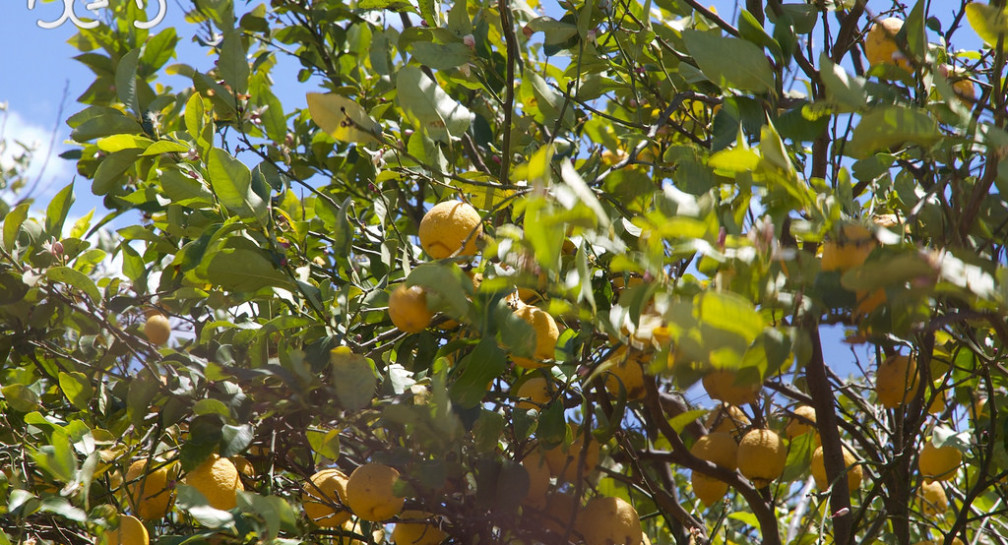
[306,92,382,144]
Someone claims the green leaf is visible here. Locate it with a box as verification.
[58,372,93,411]
[3,202,29,250]
[965,3,1008,48]
[45,266,101,303]
[396,66,474,142]
[306,93,382,143]
[92,150,141,195]
[39,496,87,522]
[329,348,377,410]
[682,30,776,93]
[33,430,77,483]
[668,409,707,434]
[697,291,764,345]
[96,134,154,153]
[220,424,253,457]
[115,48,141,116]
[472,410,505,453]
[359,0,413,9]
[819,53,866,112]
[415,0,437,27]
[2,384,41,412]
[160,168,215,206]
[407,263,471,318]
[207,148,268,221]
[559,160,609,227]
[306,428,341,462]
[204,238,294,292]
[219,30,250,96]
[738,9,784,63]
[143,140,191,156]
[905,0,927,63]
[70,112,143,142]
[45,184,75,237]
[410,42,473,70]
[847,106,941,159]
[449,339,507,408]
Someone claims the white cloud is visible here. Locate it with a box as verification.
[0,105,75,199]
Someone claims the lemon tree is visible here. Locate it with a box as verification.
[2,1,1008,545]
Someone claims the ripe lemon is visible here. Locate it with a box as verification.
[231,455,254,476]
[602,348,647,401]
[785,405,818,439]
[184,454,244,510]
[918,440,962,482]
[691,472,729,506]
[392,510,447,545]
[302,468,351,528]
[820,223,875,272]
[702,370,761,406]
[522,452,552,508]
[388,285,434,334]
[811,445,862,493]
[925,384,947,415]
[544,428,600,482]
[144,314,171,346]
[575,496,643,545]
[917,479,948,516]
[542,491,580,536]
[418,200,482,259]
[125,459,173,520]
[705,404,750,437]
[736,429,786,486]
[512,305,560,369]
[876,354,920,408]
[343,517,386,544]
[515,375,555,410]
[864,18,911,73]
[103,514,148,545]
[345,463,405,521]
[690,432,738,471]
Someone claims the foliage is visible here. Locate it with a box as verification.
[2,0,1008,544]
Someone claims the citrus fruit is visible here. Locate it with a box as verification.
[143,314,171,346]
[705,405,750,437]
[544,428,600,482]
[184,454,244,510]
[103,514,149,545]
[522,451,552,508]
[820,223,875,272]
[418,200,482,259]
[691,472,729,506]
[690,432,738,471]
[918,440,962,482]
[864,17,911,73]
[392,510,447,545]
[917,479,948,516]
[876,354,920,408]
[302,468,351,528]
[345,463,405,521]
[811,445,862,493]
[125,459,173,520]
[515,376,554,410]
[602,348,647,401]
[702,370,761,406]
[575,496,643,545]
[785,405,817,439]
[388,284,434,334]
[511,305,559,369]
[736,429,786,486]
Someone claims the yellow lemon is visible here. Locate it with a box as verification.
[821,223,876,272]
[302,468,351,528]
[575,496,643,545]
[184,454,244,510]
[702,370,761,406]
[876,354,920,409]
[864,18,912,73]
[512,305,560,369]
[392,510,447,545]
[143,314,171,346]
[690,432,738,471]
[705,404,750,437]
[811,445,862,493]
[692,472,729,506]
[918,440,961,482]
[388,285,434,334]
[917,479,948,516]
[602,348,647,401]
[544,429,600,482]
[418,200,482,259]
[736,429,786,486]
[125,459,174,520]
[103,514,149,545]
[515,375,554,410]
[345,463,405,521]
[785,405,818,440]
